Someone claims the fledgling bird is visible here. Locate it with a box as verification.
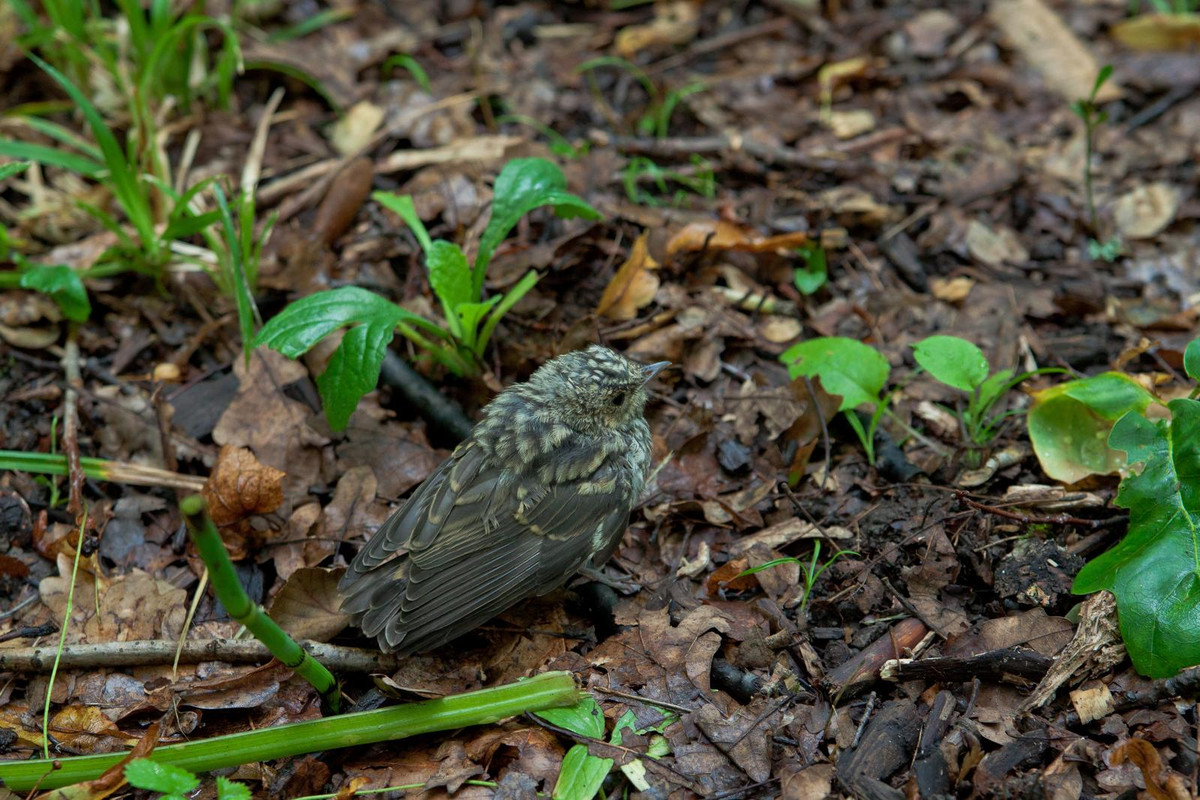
[339,344,668,654]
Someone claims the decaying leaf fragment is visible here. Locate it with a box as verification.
[597,231,660,321]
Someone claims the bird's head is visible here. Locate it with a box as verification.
[525,344,668,433]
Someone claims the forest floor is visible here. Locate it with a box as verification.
[2,1,1200,798]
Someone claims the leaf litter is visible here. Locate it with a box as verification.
[2,0,1200,797]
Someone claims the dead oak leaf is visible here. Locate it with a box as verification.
[203,445,286,527]
[597,231,660,321]
[212,348,329,503]
[268,567,351,642]
[666,220,808,258]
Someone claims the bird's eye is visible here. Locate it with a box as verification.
[611,392,626,407]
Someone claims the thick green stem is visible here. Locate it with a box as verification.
[180,494,341,712]
[0,671,580,791]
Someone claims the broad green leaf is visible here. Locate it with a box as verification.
[536,696,606,738]
[780,337,889,411]
[255,287,429,358]
[428,240,473,310]
[19,264,90,322]
[912,335,989,392]
[1073,399,1200,678]
[315,310,409,431]
[552,744,613,800]
[1185,338,1200,382]
[1027,372,1156,484]
[474,158,601,293]
[124,759,199,796]
[217,776,252,800]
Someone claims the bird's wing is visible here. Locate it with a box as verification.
[344,451,633,654]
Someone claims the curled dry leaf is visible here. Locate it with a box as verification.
[1113,182,1181,240]
[268,567,352,642]
[596,231,660,321]
[615,0,700,57]
[666,220,808,257]
[202,445,286,528]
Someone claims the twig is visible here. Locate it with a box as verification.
[851,691,877,750]
[380,350,474,441]
[591,686,694,714]
[60,324,84,518]
[592,132,868,176]
[952,490,1108,529]
[0,638,402,674]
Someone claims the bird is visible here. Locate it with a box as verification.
[338,344,669,654]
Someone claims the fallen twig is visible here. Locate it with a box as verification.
[0,639,401,674]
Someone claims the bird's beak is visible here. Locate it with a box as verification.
[641,361,670,384]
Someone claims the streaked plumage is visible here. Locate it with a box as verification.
[339,345,667,654]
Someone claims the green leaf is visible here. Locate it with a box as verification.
[0,140,105,178]
[976,368,1014,414]
[1185,338,1200,382]
[474,158,601,294]
[428,240,473,310]
[536,696,606,738]
[1026,372,1157,484]
[124,759,200,796]
[780,336,889,411]
[373,191,432,255]
[1090,64,1114,101]
[456,297,500,351]
[0,160,32,180]
[255,287,430,358]
[19,264,90,322]
[217,776,252,800]
[552,744,613,800]
[1073,398,1200,678]
[315,319,399,431]
[912,335,989,392]
[792,245,827,296]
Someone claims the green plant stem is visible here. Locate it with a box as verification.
[0,672,580,791]
[42,510,86,759]
[180,495,341,713]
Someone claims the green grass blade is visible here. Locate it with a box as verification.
[0,140,105,177]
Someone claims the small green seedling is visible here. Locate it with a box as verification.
[256,157,602,430]
[535,695,676,800]
[575,57,703,138]
[383,53,432,92]
[497,114,588,159]
[911,335,1063,448]
[737,541,858,617]
[781,336,892,466]
[621,155,715,207]
[1070,65,1121,260]
[125,759,249,800]
[792,244,828,296]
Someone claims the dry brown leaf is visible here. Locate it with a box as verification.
[666,220,808,257]
[990,0,1122,103]
[1111,738,1180,800]
[1113,13,1200,51]
[931,275,974,303]
[1113,182,1181,240]
[268,567,352,642]
[597,231,660,321]
[330,100,384,156]
[202,445,286,528]
[615,0,700,57]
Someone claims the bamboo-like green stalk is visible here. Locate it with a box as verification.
[179,495,341,712]
[0,671,580,791]
[0,450,205,491]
